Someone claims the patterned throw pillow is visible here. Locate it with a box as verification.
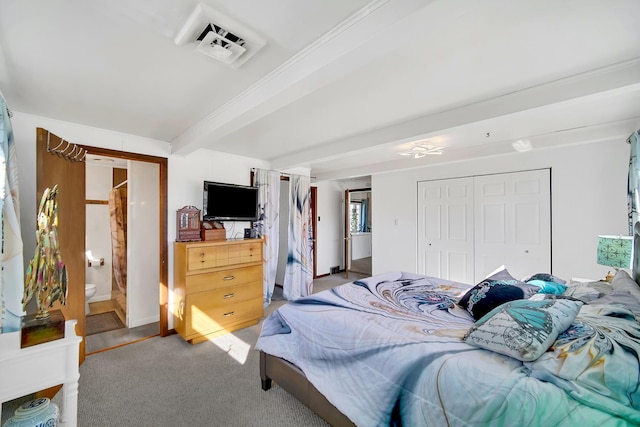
[458,268,540,320]
[525,273,567,295]
[463,298,583,361]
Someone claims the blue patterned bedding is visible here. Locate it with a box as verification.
[255,272,640,426]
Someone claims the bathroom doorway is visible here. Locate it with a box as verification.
[83,149,167,354]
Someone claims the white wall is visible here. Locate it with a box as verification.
[85,163,114,302]
[372,139,630,282]
[351,233,372,259]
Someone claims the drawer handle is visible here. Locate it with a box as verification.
[223,293,235,299]
[223,275,235,281]
[223,311,235,317]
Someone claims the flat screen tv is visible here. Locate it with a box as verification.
[203,181,259,221]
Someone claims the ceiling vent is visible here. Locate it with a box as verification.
[174,3,266,68]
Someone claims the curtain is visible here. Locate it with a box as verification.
[628,129,640,235]
[254,169,280,307]
[0,94,23,333]
[360,199,368,232]
[283,174,313,300]
[109,187,127,294]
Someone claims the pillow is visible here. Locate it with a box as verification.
[562,280,612,302]
[524,273,567,295]
[524,273,566,285]
[463,298,583,361]
[526,279,567,295]
[458,268,539,320]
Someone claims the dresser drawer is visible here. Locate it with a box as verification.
[186,241,262,271]
[185,296,263,338]
[185,265,262,294]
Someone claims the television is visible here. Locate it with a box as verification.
[203,181,259,222]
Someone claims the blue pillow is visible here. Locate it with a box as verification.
[527,279,567,295]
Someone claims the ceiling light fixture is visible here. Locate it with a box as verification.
[400,144,444,159]
[512,139,533,152]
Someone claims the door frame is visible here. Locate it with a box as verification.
[344,187,371,278]
[80,145,170,337]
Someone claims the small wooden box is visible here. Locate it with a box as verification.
[202,228,226,241]
[201,225,226,241]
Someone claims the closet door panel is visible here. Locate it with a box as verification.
[474,169,551,281]
[418,177,474,284]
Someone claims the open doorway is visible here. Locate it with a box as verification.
[344,188,372,277]
[82,147,168,354]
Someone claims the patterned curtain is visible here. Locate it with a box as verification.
[0,94,24,333]
[628,130,640,235]
[254,169,280,307]
[283,174,313,300]
[109,187,127,294]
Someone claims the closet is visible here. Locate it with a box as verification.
[417,169,551,284]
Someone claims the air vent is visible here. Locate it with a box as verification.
[195,23,246,63]
[174,3,266,68]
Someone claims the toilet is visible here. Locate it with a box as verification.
[85,284,96,315]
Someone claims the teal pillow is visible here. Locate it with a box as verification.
[527,279,567,295]
[463,298,583,361]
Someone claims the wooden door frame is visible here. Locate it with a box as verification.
[80,146,170,337]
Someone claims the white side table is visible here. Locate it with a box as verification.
[0,320,82,427]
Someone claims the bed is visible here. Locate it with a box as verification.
[256,269,640,426]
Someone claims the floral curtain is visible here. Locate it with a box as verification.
[0,93,23,333]
[628,129,640,235]
[254,169,280,307]
[283,174,313,300]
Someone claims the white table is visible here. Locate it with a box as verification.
[0,320,82,426]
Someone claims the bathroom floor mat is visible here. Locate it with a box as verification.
[86,311,125,336]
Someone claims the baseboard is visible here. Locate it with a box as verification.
[129,316,159,329]
[89,295,112,303]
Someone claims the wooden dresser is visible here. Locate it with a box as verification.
[173,239,263,344]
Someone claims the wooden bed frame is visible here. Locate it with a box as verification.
[260,350,356,427]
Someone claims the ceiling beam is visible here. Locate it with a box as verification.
[270,57,640,171]
[170,0,434,155]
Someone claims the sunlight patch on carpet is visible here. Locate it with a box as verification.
[208,333,251,364]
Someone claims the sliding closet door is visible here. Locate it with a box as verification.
[474,169,551,281]
[417,177,474,284]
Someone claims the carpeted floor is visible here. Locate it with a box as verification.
[1,272,368,426]
[86,311,125,336]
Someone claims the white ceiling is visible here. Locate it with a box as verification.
[1,0,639,181]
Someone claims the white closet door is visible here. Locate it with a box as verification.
[474,169,551,282]
[417,177,474,284]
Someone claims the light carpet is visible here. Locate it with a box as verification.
[78,317,330,426]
